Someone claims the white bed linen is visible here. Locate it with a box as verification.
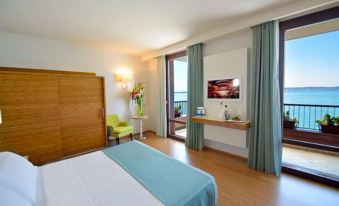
[37,151,163,206]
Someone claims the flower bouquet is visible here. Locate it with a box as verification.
[130,83,144,116]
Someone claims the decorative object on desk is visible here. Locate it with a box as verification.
[316,113,339,135]
[232,115,241,121]
[218,104,231,120]
[196,107,205,116]
[283,111,298,129]
[174,105,182,117]
[130,82,144,116]
[207,77,241,101]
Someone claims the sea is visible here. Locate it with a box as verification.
[284,87,339,105]
[175,87,339,104]
[174,87,339,129]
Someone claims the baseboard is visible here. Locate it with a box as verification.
[132,130,155,136]
[204,139,248,159]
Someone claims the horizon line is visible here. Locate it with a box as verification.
[285,86,339,88]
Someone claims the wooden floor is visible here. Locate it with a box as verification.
[129,133,339,206]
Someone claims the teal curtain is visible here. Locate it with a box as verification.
[248,21,282,176]
[185,43,204,151]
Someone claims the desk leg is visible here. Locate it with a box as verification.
[139,119,146,139]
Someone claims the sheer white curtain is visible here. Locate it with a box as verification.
[155,56,167,137]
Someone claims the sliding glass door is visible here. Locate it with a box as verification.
[166,51,188,141]
[280,7,339,186]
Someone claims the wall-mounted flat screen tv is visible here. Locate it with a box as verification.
[207,78,241,100]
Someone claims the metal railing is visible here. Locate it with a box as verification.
[172,102,339,130]
[283,103,339,130]
[174,101,188,116]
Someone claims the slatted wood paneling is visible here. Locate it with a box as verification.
[0,73,63,164]
[58,76,106,156]
[0,69,107,165]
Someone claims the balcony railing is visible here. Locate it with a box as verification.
[174,100,188,116]
[172,102,339,131]
[284,103,339,130]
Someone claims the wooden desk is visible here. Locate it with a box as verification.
[191,116,251,130]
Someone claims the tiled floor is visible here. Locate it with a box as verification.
[283,144,339,180]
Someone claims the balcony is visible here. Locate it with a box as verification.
[174,100,188,116]
[283,103,339,182]
[169,100,188,139]
[283,103,339,131]
[283,103,339,148]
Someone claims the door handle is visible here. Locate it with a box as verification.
[102,108,105,120]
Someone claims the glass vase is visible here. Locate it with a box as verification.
[137,97,144,116]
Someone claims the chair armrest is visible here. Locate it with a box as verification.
[107,126,113,137]
[119,121,129,126]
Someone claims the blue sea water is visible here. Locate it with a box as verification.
[174,92,187,102]
[175,88,339,105]
[284,87,339,130]
[284,87,339,105]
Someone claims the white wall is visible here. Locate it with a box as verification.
[0,31,153,132]
[203,29,252,158]
[145,29,253,157]
[204,48,248,145]
[146,59,157,131]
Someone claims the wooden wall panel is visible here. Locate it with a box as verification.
[58,76,106,156]
[0,70,107,165]
[0,74,63,165]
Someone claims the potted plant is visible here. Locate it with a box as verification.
[174,105,182,118]
[316,113,339,135]
[283,111,298,129]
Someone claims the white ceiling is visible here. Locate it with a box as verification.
[1,0,297,55]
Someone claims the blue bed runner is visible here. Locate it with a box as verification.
[103,141,217,206]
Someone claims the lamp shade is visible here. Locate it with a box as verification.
[0,110,2,125]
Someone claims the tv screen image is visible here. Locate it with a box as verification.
[207,78,240,99]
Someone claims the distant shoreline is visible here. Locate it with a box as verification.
[285,86,339,90]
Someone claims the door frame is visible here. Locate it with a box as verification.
[165,50,187,142]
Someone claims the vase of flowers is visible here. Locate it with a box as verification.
[130,83,144,116]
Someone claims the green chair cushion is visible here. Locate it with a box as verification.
[107,114,134,139]
[113,125,133,134]
[107,114,120,127]
[119,121,129,126]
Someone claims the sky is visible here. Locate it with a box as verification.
[284,30,339,88]
[173,60,188,92]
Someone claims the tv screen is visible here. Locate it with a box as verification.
[207,78,240,99]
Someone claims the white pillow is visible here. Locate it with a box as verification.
[0,152,37,204]
[0,185,32,206]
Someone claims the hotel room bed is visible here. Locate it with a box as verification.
[1,141,217,206]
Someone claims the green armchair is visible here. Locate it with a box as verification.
[107,114,134,144]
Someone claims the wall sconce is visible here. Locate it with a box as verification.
[0,109,2,125]
[115,73,132,89]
